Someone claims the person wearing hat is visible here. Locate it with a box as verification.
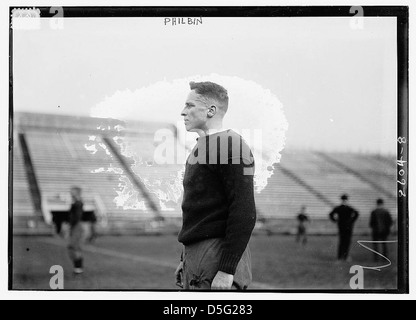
[329,194,359,261]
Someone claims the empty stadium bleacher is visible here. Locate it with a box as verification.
[12,112,398,235]
[12,136,39,229]
[322,152,396,198]
[274,149,397,233]
[14,112,178,234]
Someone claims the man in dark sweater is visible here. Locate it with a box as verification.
[175,81,256,290]
[369,198,393,261]
[329,194,359,261]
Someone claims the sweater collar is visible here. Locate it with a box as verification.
[207,128,229,136]
[196,128,230,141]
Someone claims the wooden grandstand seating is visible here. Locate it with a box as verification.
[12,112,398,234]
[255,168,332,219]
[324,152,396,197]
[13,113,181,232]
[277,149,397,233]
[23,130,156,225]
[12,139,40,228]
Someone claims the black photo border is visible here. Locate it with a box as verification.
[8,5,409,294]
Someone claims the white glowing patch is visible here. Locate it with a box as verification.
[114,176,147,210]
[160,201,175,211]
[112,135,136,160]
[114,125,124,131]
[144,176,183,203]
[98,143,112,156]
[91,167,105,173]
[107,166,123,174]
[91,74,288,209]
[84,143,98,154]
[89,135,96,141]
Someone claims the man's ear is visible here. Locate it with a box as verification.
[207,105,217,118]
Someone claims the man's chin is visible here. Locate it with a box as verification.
[184,126,203,134]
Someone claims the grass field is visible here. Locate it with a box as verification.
[11,234,398,291]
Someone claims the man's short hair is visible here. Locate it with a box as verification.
[376,198,384,205]
[189,81,229,112]
[341,194,349,201]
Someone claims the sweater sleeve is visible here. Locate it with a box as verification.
[217,155,256,275]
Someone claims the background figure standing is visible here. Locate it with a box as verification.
[296,206,309,245]
[68,186,85,274]
[369,198,393,261]
[329,194,359,261]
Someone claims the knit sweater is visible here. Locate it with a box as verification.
[178,129,257,275]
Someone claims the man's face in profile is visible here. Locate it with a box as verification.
[181,90,209,132]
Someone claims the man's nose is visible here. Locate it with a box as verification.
[180,108,187,116]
